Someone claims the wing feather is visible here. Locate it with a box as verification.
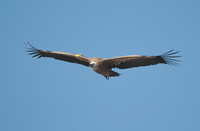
[25,42,90,67]
[103,50,181,69]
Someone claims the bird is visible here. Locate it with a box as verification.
[25,42,181,80]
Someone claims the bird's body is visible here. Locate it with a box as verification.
[26,42,181,80]
[88,58,120,79]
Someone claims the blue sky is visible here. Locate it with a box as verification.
[1,0,200,131]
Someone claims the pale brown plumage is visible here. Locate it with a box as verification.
[26,42,181,80]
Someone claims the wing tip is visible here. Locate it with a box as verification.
[161,49,181,66]
[25,42,43,59]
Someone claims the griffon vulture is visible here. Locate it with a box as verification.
[26,42,181,80]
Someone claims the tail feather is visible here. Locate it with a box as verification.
[104,70,120,80]
[110,70,120,77]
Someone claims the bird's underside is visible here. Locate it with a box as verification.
[26,42,181,80]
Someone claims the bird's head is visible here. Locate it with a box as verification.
[89,62,98,70]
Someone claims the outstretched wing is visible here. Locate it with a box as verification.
[103,50,181,69]
[25,42,90,67]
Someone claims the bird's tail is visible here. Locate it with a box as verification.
[110,70,120,77]
[104,70,120,80]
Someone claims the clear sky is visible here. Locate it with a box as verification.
[1,0,200,131]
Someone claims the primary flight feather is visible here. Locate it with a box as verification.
[26,42,181,80]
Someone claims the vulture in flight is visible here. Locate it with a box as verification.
[26,42,181,80]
